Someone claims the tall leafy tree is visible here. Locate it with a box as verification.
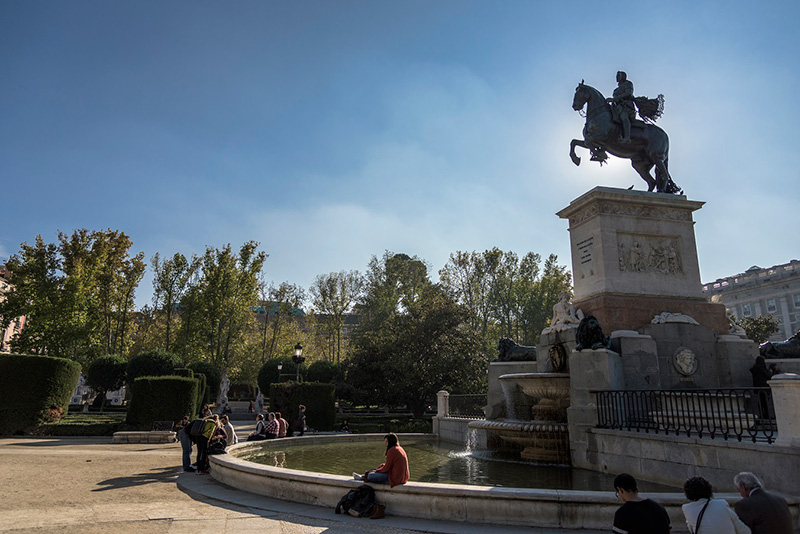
[349,253,485,416]
[439,248,572,349]
[259,281,305,363]
[0,230,145,360]
[309,270,363,363]
[151,252,200,352]
[189,242,267,371]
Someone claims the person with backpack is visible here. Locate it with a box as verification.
[352,433,409,488]
[195,415,220,474]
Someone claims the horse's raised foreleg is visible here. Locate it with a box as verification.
[570,139,587,166]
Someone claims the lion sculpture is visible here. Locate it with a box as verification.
[496,338,537,362]
[575,316,611,351]
[759,331,800,359]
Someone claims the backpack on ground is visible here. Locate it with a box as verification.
[335,484,376,518]
[207,439,227,455]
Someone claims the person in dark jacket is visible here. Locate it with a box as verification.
[750,356,773,418]
[750,356,772,388]
[733,472,793,534]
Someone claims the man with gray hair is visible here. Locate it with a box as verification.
[733,472,793,533]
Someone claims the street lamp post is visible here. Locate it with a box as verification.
[292,343,305,382]
[277,362,283,379]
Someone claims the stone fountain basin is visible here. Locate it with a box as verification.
[499,372,570,400]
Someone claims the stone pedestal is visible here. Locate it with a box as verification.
[557,187,727,333]
[769,374,800,447]
[486,361,538,420]
[537,329,577,373]
[567,348,623,470]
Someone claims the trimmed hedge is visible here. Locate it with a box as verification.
[127,350,181,386]
[126,376,199,428]
[269,382,335,431]
[257,357,305,396]
[0,354,82,435]
[194,373,207,410]
[173,368,194,378]
[187,362,221,403]
[306,360,343,383]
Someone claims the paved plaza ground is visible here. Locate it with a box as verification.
[0,425,605,534]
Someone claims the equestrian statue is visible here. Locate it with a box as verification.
[570,71,682,194]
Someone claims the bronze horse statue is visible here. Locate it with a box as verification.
[570,81,681,194]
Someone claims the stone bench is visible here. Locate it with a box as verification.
[111,431,176,444]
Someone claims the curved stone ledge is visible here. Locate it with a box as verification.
[209,433,692,530]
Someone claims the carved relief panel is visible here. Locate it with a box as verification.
[617,233,683,275]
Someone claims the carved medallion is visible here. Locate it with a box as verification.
[673,347,698,376]
[548,343,567,372]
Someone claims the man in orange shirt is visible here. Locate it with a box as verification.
[354,433,410,488]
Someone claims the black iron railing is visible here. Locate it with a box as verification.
[593,389,777,443]
[448,394,486,419]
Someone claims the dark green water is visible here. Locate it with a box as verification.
[238,437,676,491]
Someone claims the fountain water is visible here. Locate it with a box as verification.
[469,372,571,464]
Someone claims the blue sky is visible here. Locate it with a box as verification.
[2,1,798,307]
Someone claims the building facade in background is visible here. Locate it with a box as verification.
[703,259,800,341]
[0,265,26,353]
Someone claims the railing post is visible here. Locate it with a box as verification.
[437,390,450,418]
[768,373,800,447]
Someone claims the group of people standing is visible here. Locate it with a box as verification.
[175,413,238,475]
[612,471,793,534]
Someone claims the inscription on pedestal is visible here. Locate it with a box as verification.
[575,236,594,279]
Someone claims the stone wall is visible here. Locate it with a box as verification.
[583,427,800,496]
[434,417,473,446]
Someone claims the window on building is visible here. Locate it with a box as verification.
[767,299,776,312]
[743,304,751,316]
[794,294,800,309]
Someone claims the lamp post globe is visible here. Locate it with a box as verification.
[292,343,304,382]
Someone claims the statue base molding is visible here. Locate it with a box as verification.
[573,292,728,335]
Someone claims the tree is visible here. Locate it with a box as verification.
[739,315,781,344]
[187,361,222,404]
[257,356,303,395]
[126,349,181,385]
[439,248,572,349]
[85,354,127,410]
[0,230,145,361]
[187,242,267,372]
[349,253,486,417]
[151,252,200,352]
[259,281,305,364]
[309,270,363,363]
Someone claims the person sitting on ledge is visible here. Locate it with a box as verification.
[681,476,750,534]
[612,473,671,534]
[353,433,409,488]
[733,471,793,534]
[263,412,279,439]
[247,414,267,441]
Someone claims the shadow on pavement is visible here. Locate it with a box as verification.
[93,466,180,492]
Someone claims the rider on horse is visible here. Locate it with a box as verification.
[607,71,636,143]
